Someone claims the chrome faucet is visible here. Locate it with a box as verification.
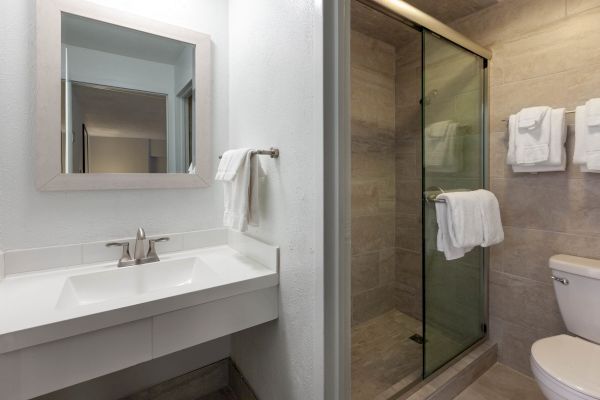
[106,227,170,268]
[134,227,146,261]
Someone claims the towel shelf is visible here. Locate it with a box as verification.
[218,148,280,160]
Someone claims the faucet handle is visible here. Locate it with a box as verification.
[106,242,132,263]
[147,237,170,260]
[136,227,146,240]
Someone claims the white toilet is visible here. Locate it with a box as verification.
[530,254,600,400]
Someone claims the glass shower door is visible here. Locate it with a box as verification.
[422,29,487,377]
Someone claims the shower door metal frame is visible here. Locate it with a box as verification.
[323,1,492,399]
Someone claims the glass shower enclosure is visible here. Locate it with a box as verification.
[348,1,489,398]
[422,30,487,376]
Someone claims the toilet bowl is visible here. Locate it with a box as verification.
[530,255,600,400]
[530,335,600,400]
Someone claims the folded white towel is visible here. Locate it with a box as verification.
[515,106,552,165]
[508,108,566,172]
[435,190,504,260]
[585,98,600,127]
[518,106,549,131]
[215,148,251,181]
[574,105,600,171]
[215,149,262,232]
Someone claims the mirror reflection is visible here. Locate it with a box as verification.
[60,13,195,174]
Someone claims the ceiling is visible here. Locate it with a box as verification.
[351,0,499,47]
[62,13,191,65]
[72,83,167,141]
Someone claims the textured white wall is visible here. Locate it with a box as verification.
[0,0,228,250]
[228,1,324,399]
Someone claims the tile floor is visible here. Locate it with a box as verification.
[455,363,545,400]
[352,309,423,400]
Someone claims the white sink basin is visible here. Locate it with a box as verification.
[56,257,221,309]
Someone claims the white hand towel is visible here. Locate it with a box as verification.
[434,190,504,260]
[477,190,504,247]
[573,106,587,165]
[585,98,600,127]
[426,121,451,167]
[517,106,549,131]
[215,148,251,181]
[506,114,517,165]
[509,108,566,172]
[515,106,552,164]
[426,121,460,172]
[437,191,484,249]
[574,105,600,171]
[216,149,262,232]
[435,201,473,261]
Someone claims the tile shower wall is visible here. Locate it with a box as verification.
[447,0,600,375]
[351,30,397,324]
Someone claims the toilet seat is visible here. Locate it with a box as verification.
[531,335,600,399]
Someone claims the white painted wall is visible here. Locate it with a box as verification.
[228,1,324,399]
[0,0,228,250]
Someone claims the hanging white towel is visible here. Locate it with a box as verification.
[215,148,251,181]
[478,190,504,247]
[515,106,552,165]
[574,104,600,172]
[437,191,485,249]
[435,201,473,261]
[425,121,461,172]
[586,98,600,127]
[435,190,503,260]
[215,149,262,232]
[508,108,566,172]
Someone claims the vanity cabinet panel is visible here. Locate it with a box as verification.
[0,319,152,400]
[152,287,278,357]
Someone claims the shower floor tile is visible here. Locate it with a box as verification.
[351,309,423,400]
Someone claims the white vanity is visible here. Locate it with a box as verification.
[0,230,279,400]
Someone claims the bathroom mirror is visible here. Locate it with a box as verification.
[36,0,211,190]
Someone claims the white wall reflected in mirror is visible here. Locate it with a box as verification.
[60,13,194,174]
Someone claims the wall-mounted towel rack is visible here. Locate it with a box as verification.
[501,109,575,123]
[218,147,280,160]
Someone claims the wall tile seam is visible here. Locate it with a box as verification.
[492,61,600,88]
[495,222,600,238]
[491,270,555,288]
[566,4,600,16]
[395,246,421,255]
[500,225,600,239]
[450,0,568,47]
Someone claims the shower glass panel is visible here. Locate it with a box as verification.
[422,29,487,377]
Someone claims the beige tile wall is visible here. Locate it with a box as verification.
[351,30,398,325]
[448,0,600,375]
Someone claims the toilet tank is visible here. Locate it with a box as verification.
[550,254,600,344]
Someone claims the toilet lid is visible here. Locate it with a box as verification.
[531,335,600,398]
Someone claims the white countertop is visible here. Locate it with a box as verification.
[0,244,278,354]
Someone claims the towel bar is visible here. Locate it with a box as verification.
[218,148,280,160]
[424,187,472,203]
[501,109,575,123]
